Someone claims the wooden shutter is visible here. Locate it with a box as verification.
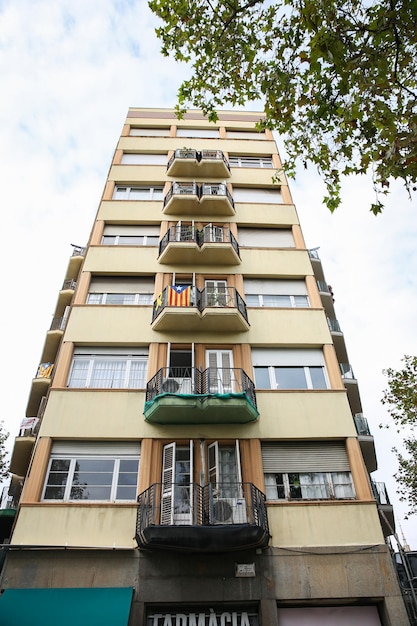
[161,442,175,524]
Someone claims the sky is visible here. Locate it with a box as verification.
[0,0,416,550]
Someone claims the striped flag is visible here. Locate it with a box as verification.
[168,285,191,306]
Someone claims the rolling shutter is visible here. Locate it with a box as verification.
[261,442,350,473]
[51,441,141,456]
[89,276,155,293]
[244,279,307,295]
[251,348,324,367]
[238,228,293,247]
[102,225,159,236]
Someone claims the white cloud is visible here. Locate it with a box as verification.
[0,0,416,552]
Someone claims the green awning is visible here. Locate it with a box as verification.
[0,587,133,626]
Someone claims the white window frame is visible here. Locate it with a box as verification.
[254,365,328,390]
[86,293,153,305]
[120,153,167,165]
[112,186,164,200]
[246,294,309,308]
[229,155,273,168]
[264,471,355,501]
[68,354,148,389]
[42,454,139,502]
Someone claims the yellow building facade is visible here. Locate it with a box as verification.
[0,108,409,625]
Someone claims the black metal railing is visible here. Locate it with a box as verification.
[145,366,257,408]
[354,413,372,436]
[158,224,240,258]
[163,182,234,209]
[152,286,247,322]
[167,149,230,172]
[136,482,268,533]
[371,481,392,506]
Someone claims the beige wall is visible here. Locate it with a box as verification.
[12,505,137,548]
[267,502,384,547]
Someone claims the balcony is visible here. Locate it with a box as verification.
[144,367,258,424]
[354,413,377,472]
[25,363,54,417]
[42,314,68,364]
[136,482,269,552]
[163,182,235,216]
[371,481,395,537]
[167,149,231,178]
[340,362,362,415]
[151,286,249,332]
[9,417,39,477]
[158,224,240,265]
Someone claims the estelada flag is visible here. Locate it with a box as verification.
[168,285,191,306]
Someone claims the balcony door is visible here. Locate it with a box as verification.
[206,349,234,394]
[205,280,228,307]
[161,441,194,525]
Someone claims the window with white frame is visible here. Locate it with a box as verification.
[101,225,159,246]
[233,187,282,204]
[42,442,140,502]
[238,228,294,248]
[68,348,148,389]
[229,155,273,168]
[112,186,164,200]
[120,153,167,165]
[244,279,309,308]
[226,130,266,140]
[176,128,219,138]
[87,276,155,306]
[262,441,355,501]
[252,348,328,389]
[129,127,170,137]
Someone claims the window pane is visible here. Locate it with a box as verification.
[70,485,112,500]
[137,293,153,304]
[309,366,327,389]
[44,486,66,499]
[116,485,138,500]
[263,295,291,307]
[300,472,329,499]
[254,367,271,389]
[265,473,285,499]
[102,235,116,244]
[332,472,355,498]
[106,293,136,305]
[91,360,126,388]
[288,473,302,498]
[87,294,103,304]
[294,295,309,307]
[118,236,143,245]
[68,360,89,387]
[275,367,307,389]
[245,295,260,306]
[129,360,147,388]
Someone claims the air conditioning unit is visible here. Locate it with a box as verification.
[161,378,193,394]
[212,498,247,524]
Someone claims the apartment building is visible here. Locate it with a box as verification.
[0,108,409,625]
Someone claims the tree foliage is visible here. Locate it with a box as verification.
[381,355,417,517]
[149,0,417,213]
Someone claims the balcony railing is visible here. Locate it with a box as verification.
[354,413,372,436]
[62,279,76,290]
[49,316,68,331]
[163,182,234,210]
[159,224,240,258]
[152,286,247,323]
[136,482,269,552]
[371,481,391,506]
[327,317,341,333]
[146,366,257,408]
[340,362,355,380]
[167,149,230,173]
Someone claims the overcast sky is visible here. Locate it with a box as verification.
[1,0,416,550]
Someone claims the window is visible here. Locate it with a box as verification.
[101,225,159,246]
[262,442,355,501]
[113,186,164,200]
[87,276,155,306]
[244,279,309,308]
[68,348,148,389]
[120,153,167,165]
[42,442,140,502]
[129,127,170,137]
[233,187,282,203]
[229,155,273,168]
[238,228,294,248]
[252,349,328,389]
[176,128,219,138]
[226,130,266,140]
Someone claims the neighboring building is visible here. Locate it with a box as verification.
[0,108,410,625]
